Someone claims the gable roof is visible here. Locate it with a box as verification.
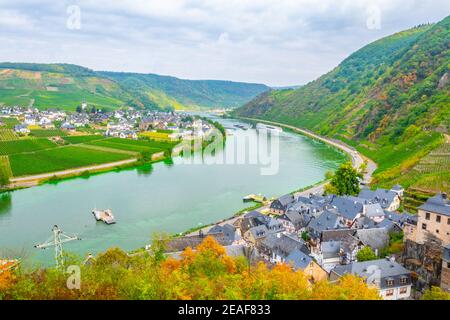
[356,228,389,250]
[358,188,398,209]
[418,193,450,216]
[261,233,309,257]
[321,229,356,242]
[364,203,385,218]
[248,225,269,240]
[329,196,363,220]
[285,249,313,270]
[275,194,295,207]
[321,240,341,259]
[331,258,411,289]
[308,209,345,235]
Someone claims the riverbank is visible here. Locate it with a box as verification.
[4,151,168,191]
[184,116,377,237]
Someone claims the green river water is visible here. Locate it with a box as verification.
[0,117,346,266]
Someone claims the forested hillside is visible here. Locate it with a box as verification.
[234,16,450,194]
[0,63,269,111]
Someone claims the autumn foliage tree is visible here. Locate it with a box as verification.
[1,236,382,300]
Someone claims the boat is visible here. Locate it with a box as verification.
[255,123,283,133]
[92,208,116,224]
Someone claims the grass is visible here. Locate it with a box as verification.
[9,145,133,177]
[0,138,57,155]
[63,135,106,144]
[30,129,67,137]
[86,138,176,155]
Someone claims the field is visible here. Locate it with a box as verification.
[85,138,176,154]
[0,129,18,141]
[9,145,133,177]
[139,131,172,141]
[63,135,106,144]
[0,117,20,129]
[0,138,56,155]
[30,129,67,137]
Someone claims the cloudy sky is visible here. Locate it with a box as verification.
[0,0,448,86]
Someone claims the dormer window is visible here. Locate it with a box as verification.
[386,279,394,286]
[400,277,408,285]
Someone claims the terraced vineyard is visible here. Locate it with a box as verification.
[30,129,67,137]
[0,138,57,155]
[86,138,175,155]
[9,145,134,177]
[63,135,106,144]
[0,129,18,141]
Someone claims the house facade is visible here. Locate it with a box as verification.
[415,193,450,245]
[330,258,412,300]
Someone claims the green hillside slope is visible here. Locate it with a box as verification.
[0,63,269,111]
[234,16,450,194]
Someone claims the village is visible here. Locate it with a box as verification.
[158,184,450,300]
[1,104,213,141]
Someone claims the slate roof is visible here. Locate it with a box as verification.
[356,228,389,250]
[248,225,269,240]
[329,196,363,220]
[285,249,313,270]
[308,209,345,236]
[321,240,341,259]
[277,194,295,206]
[358,188,398,209]
[207,223,240,243]
[364,203,385,218]
[331,258,411,289]
[418,193,450,216]
[261,233,309,257]
[321,229,356,242]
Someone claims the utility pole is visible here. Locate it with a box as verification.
[35,225,81,269]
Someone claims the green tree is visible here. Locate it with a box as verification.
[421,286,450,300]
[326,162,362,196]
[356,246,378,262]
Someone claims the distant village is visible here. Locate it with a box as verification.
[162,185,450,300]
[1,104,214,140]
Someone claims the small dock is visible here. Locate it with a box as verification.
[243,194,267,203]
[92,209,116,224]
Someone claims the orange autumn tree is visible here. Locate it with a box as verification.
[2,236,381,300]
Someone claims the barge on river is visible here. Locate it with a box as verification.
[92,208,116,225]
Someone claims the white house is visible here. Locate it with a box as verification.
[330,258,412,300]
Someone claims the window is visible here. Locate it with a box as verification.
[425,212,430,220]
[436,215,441,223]
[386,289,394,297]
[386,279,394,286]
[447,262,450,268]
[422,223,427,230]
[400,287,408,294]
[447,218,450,225]
[400,277,408,285]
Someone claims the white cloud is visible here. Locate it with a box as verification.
[0,0,448,86]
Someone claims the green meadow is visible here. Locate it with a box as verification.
[9,145,133,177]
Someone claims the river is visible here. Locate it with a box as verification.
[0,117,346,266]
